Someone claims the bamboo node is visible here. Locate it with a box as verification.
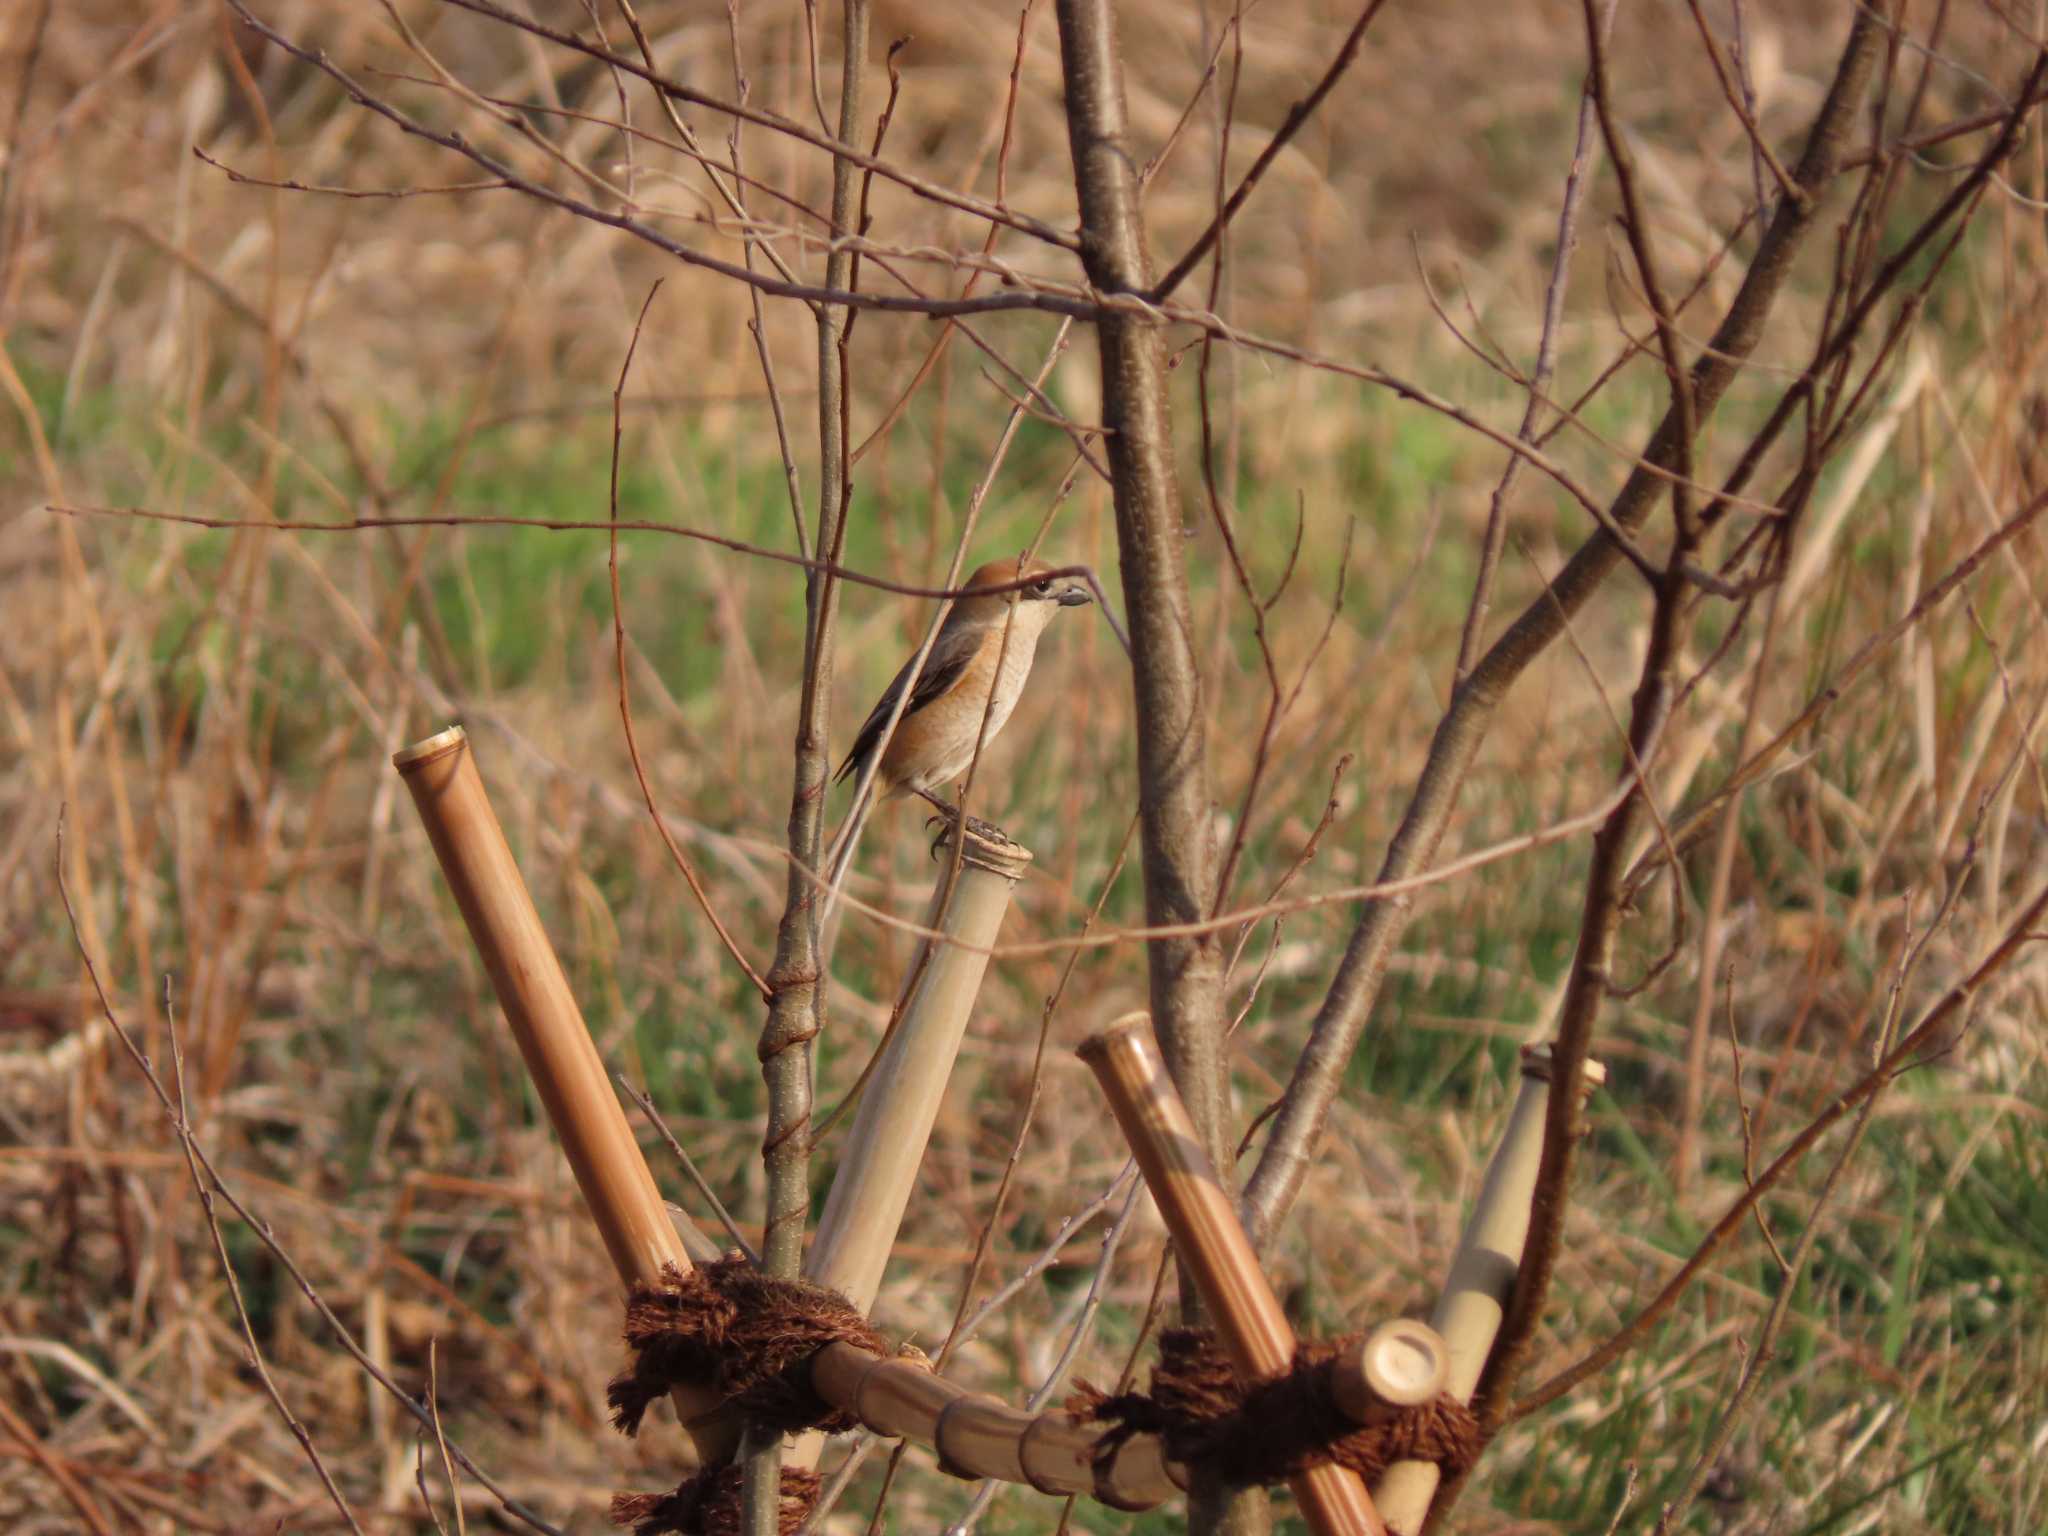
[1069,1327,1480,1490]
[608,1260,885,1439]
[611,1465,819,1536]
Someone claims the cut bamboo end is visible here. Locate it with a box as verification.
[1332,1320,1450,1422]
[1518,1042,1608,1098]
[391,724,467,771]
[937,821,1034,880]
[1080,1014,1387,1536]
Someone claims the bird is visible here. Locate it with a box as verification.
[821,555,1093,906]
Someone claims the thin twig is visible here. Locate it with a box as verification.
[607,281,772,1001]
[163,973,366,1535]
[53,821,567,1536]
[421,1340,466,1536]
[1683,0,1806,207]
[429,0,1076,250]
[1649,883,1962,1534]
[1453,0,1611,682]
[1148,0,1391,302]
[1723,968,1790,1272]
[618,1074,761,1264]
[57,501,1125,609]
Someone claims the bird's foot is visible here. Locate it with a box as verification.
[922,804,1009,858]
[961,812,1007,844]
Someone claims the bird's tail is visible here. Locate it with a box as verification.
[819,773,878,928]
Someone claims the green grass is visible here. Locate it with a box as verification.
[27,358,2042,1531]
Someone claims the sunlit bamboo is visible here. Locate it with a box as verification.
[1081,1013,1387,1536]
[394,725,735,1467]
[1371,1043,1606,1533]
[806,827,1032,1313]
[783,826,1030,1478]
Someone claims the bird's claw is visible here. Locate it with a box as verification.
[923,807,1009,859]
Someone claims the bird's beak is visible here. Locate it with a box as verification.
[1056,585,1092,607]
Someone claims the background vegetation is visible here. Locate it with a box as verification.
[2,1,2044,1532]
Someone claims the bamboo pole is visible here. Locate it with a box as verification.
[785,826,1030,1474]
[808,1343,1183,1506]
[1080,1014,1387,1536]
[806,826,1032,1313]
[393,726,735,1466]
[1371,1043,1606,1534]
[393,731,1435,1511]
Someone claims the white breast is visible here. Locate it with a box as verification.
[904,618,1048,793]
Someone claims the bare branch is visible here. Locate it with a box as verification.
[1513,875,2048,1421]
[54,820,568,1536]
[1148,0,1391,303]
[1240,8,1891,1251]
[1055,0,1227,1165]
[430,0,1078,250]
[742,3,873,1525]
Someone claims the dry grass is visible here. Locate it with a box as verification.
[3,0,2045,1532]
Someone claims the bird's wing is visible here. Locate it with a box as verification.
[835,620,981,783]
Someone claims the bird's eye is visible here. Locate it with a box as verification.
[1031,578,1052,596]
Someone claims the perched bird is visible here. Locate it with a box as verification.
[823,556,1093,902]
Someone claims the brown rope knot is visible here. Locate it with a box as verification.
[1068,1327,1481,1490]
[608,1258,885,1438]
[612,1466,820,1536]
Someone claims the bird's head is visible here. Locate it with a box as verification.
[957,556,1093,624]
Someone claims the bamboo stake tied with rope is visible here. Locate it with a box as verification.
[393,726,736,1467]
[1080,1013,1390,1536]
[1372,1043,1606,1534]
[395,731,1450,1514]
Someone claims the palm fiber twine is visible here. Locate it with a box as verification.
[611,1467,820,1536]
[609,1258,885,1439]
[607,1258,883,1534]
[606,1260,1480,1530]
[1069,1327,1482,1490]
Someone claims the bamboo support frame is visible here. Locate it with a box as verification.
[804,1312,1445,1508]
[391,728,1180,1502]
[1080,1013,1389,1536]
[395,730,1452,1514]
[393,726,735,1467]
[1371,1043,1606,1534]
